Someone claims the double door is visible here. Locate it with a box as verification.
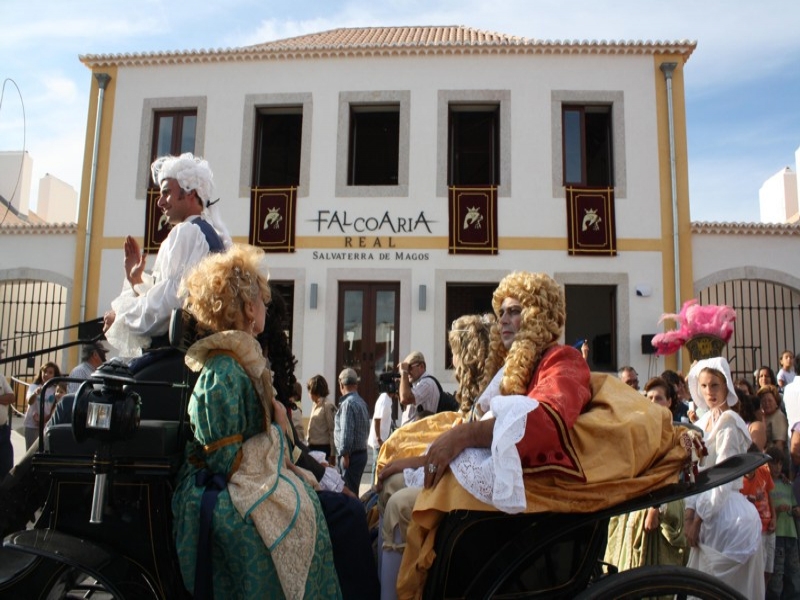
[336,282,399,412]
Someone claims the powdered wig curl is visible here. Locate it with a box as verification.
[448,314,494,414]
[180,244,271,335]
[485,272,565,396]
[151,153,214,202]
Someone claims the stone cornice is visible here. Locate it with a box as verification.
[691,221,800,235]
[0,223,77,234]
[80,26,696,68]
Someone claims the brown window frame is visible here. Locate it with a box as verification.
[150,109,197,164]
[252,107,303,188]
[347,104,400,186]
[448,105,500,187]
[562,105,614,187]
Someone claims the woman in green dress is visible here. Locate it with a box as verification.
[173,244,341,599]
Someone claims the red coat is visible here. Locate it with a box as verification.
[515,345,592,477]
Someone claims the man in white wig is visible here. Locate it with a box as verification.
[103,153,232,356]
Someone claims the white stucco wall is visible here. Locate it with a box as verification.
[91,50,678,388]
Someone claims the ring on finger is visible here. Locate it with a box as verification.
[427,463,438,474]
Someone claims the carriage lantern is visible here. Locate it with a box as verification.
[72,361,141,443]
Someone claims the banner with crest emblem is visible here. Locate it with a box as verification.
[249,187,297,253]
[448,186,498,255]
[565,186,616,256]
[144,187,170,253]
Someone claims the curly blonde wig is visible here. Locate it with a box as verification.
[448,314,494,414]
[484,272,565,396]
[180,244,271,335]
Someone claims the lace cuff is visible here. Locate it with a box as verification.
[318,466,345,493]
[490,394,539,512]
[403,466,425,489]
[449,394,538,513]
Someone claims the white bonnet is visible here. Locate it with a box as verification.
[686,356,738,411]
[151,153,214,203]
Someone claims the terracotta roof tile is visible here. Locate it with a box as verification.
[80,25,696,68]
[246,26,529,51]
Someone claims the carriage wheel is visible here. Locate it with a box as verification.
[575,565,746,600]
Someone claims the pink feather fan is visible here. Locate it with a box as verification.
[651,299,735,357]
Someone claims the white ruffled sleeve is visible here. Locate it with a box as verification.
[106,222,210,356]
[449,390,539,514]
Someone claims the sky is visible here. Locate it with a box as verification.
[1,0,799,223]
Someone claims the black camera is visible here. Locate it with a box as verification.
[378,371,400,394]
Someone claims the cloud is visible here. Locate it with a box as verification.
[3,0,798,224]
[0,16,164,50]
[37,74,79,105]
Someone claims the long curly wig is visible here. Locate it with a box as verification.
[180,244,271,335]
[257,286,298,407]
[448,314,494,414]
[484,272,565,396]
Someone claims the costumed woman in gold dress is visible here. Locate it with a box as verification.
[376,271,693,598]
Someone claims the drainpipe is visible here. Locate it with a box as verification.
[80,72,111,323]
[660,62,682,372]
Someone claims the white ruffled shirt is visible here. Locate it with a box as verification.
[403,367,539,514]
[106,217,217,357]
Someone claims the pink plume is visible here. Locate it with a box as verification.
[651,299,736,355]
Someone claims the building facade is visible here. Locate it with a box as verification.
[71,26,696,407]
[3,26,798,411]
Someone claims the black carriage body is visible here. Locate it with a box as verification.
[423,453,762,600]
[1,346,193,599]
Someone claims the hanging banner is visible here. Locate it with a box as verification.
[566,186,617,256]
[448,186,498,255]
[249,187,297,253]
[143,187,170,253]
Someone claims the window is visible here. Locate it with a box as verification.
[336,91,409,197]
[448,105,499,186]
[253,108,303,187]
[445,283,497,368]
[347,106,400,186]
[562,105,613,187]
[137,97,206,200]
[151,110,196,162]
[564,284,617,372]
[437,90,510,197]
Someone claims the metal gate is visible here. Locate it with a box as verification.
[0,279,68,403]
[699,279,800,385]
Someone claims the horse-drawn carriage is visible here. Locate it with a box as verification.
[0,314,762,599]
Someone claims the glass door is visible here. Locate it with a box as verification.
[336,282,400,412]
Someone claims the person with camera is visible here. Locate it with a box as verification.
[398,351,438,424]
[369,373,399,474]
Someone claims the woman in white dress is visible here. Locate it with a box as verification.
[684,356,764,598]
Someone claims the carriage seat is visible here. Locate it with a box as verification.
[44,310,200,458]
[45,420,183,458]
